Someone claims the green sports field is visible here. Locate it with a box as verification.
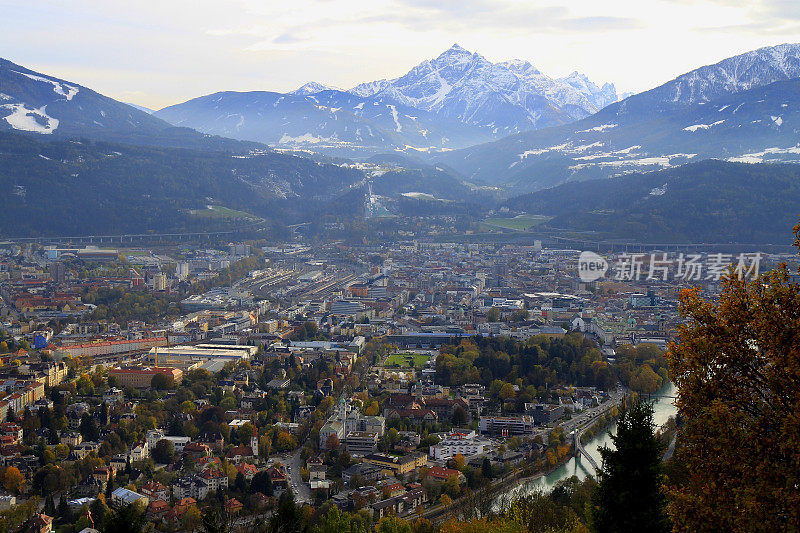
[384,352,430,368]
[482,214,551,231]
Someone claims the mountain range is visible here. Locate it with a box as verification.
[0,58,259,152]
[155,89,493,159]
[152,44,619,156]
[434,43,800,193]
[503,160,800,244]
[0,59,488,236]
[4,42,800,242]
[349,44,618,132]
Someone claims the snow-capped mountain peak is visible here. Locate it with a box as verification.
[558,71,618,110]
[498,59,542,77]
[292,81,340,95]
[644,42,800,106]
[347,44,618,134]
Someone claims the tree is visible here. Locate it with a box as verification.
[105,471,115,499]
[452,454,466,471]
[592,397,670,533]
[234,472,247,494]
[251,471,273,497]
[667,239,800,531]
[377,516,412,533]
[440,494,453,507]
[499,383,516,401]
[237,422,255,446]
[276,431,297,452]
[57,492,71,521]
[90,496,109,531]
[44,494,56,516]
[452,405,467,426]
[103,503,146,533]
[269,489,302,533]
[183,504,203,532]
[481,458,493,480]
[325,433,340,451]
[502,490,590,533]
[151,373,174,390]
[2,466,24,493]
[443,474,461,499]
[201,505,229,533]
[79,413,99,441]
[486,307,501,322]
[314,506,367,533]
[152,439,175,464]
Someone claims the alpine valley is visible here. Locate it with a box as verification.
[4,42,800,243]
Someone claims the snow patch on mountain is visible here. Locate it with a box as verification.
[578,123,618,132]
[683,120,725,132]
[11,70,79,101]
[278,133,331,144]
[387,104,402,132]
[728,145,800,163]
[1,103,59,133]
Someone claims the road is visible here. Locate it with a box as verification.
[283,450,312,504]
[554,386,626,437]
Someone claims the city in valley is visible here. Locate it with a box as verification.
[2,1,800,530]
[0,233,764,531]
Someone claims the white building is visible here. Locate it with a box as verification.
[429,430,492,461]
[111,487,149,507]
[478,415,535,436]
[145,430,191,453]
[129,440,149,462]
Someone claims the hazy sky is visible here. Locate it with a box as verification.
[4,0,800,110]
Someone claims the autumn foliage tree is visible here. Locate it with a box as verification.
[667,227,800,531]
[2,466,24,493]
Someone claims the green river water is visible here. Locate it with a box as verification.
[494,382,678,509]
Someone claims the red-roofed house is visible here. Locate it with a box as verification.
[427,466,464,483]
[226,445,255,464]
[225,498,243,515]
[235,462,259,481]
[267,465,288,489]
[141,480,169,501]
[146,499,170,522]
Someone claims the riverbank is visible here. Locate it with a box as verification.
[428,385,678,523]
[579,406,620,444]
[494,382,678,504]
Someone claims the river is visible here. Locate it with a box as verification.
[494,382,678,509]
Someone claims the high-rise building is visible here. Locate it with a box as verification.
[49,262,66,284]
[154,273,168,291]
[177,262,189,280]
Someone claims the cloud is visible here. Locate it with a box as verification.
[676,0,800,34]
[4,0,800,108]
[273,33,306,44]
[557,16,644,31]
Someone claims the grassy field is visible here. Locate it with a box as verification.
[189,205,258,219]
[384,352,430,368]
[482,214,551,231]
